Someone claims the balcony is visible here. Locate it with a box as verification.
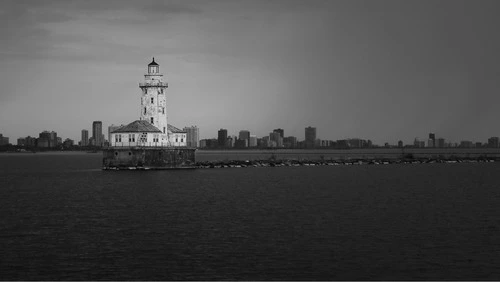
[139,82,169,87]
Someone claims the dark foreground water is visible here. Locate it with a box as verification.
[1,152,500,280]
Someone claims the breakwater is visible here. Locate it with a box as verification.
[196,148,500,162]
[193,155,497,169]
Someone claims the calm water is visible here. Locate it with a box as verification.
[1,152,500,280]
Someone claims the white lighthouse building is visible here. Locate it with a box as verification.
[109,58,187,147]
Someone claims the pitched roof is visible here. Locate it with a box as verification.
[148,57,159,66]
[113,120,162,133]
[168,124,185,133]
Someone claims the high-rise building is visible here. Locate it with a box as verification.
[249,135,257,147]
[269,132,283,147]
[283,136,297,148]
[17,137,26,146]
[238,130,250,147]
[273,128,284,139]
[305,126,316,148]
[38,131,57,148]
[218,129,228,147]
[183,126,199,148]
[488,137,499,148]
[92,121,103,147]
[437,138,446,148]
[429,133,436,148]
[81,129,89,146]
[0,134,9,146]
[427,139,434,148]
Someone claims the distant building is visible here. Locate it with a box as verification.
[57,137,62,146]
[347,138,366,148]
[63,138,74,148]
[199,139,207,148]
[183,126,199,148]
[17,137,26,146]
[226,136,236,148]
[283,136,297,148]
[273,128,284,139]
[437,138,446,148]
[269,132,283,147]
[0,134,9,146]
[92,121,103,147]
[427,139,434,148]
[238,130,250,148]
[429,133,436,147]
[488,137,499,148]
[398,140,403,148]
[249,135,257,147]
[459,140,473,148]
[218,129,228,148]
[38,131,57,148]
[81,129,89,146]
[305,126,316,148]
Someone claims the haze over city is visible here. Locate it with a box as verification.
[1,0,500,144]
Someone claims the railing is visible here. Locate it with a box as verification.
[139,82,168,87]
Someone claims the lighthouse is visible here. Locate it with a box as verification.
[103,57,196,169]
[139,57,169,136]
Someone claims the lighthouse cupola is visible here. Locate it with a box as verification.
[148,57,159,74]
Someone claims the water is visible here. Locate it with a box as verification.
[1,152,500,280]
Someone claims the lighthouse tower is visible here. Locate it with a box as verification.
[139,58,169,137]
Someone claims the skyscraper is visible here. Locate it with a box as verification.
[183,126,200,148]
[218,128,228,147]
[269,132,283,147]
[429,133,436,148]
[249,135,257,147]
[305,126,316,148]
[92,121,103,147]
[238,130,250,147]
[81,129,89,146]
[273,128,284,139]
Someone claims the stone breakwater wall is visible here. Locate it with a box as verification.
[193,156,498,169]
[196,148,500,162]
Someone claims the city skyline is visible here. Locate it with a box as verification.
[2,0,500,144]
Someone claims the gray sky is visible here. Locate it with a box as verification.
[1,0,500,145]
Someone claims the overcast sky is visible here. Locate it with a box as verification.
[1,0,500,145]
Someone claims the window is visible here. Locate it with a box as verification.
[176,138,178,142]
[162,107,165,114]
[144,107,146,114]
[153,134,159,143]
[163,127,165,134]
[151,97,154,104]
[150,117,154,124]
[115,134,121,142]
[161,89,164,94]
[181,138,184,143]
[129,134,135,142]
